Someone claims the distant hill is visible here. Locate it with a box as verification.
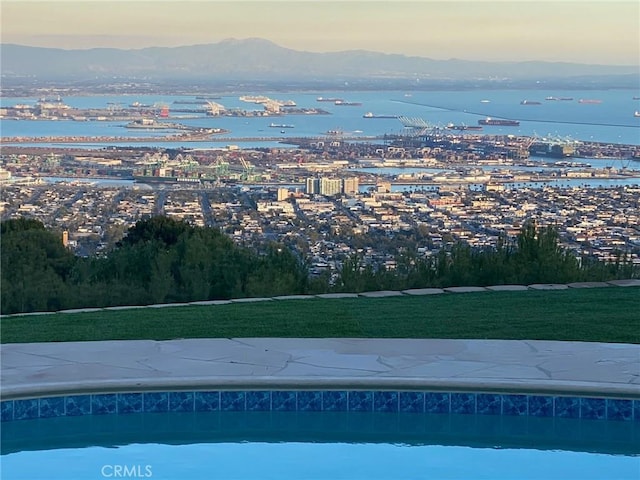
[1,38,638,85]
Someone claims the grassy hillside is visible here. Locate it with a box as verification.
[1,288,638,344]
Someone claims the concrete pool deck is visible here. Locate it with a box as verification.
[2,338,639,400]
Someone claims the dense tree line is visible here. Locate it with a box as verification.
[334,223,638,293]
[1,217,306,314]
[1,217,637,314]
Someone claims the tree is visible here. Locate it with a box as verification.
[244,243,308,297]
[1,219,75,314]
[118,216,195,248]
[513,221,580,284]
[335,254,384,292]
[1,217,46,234]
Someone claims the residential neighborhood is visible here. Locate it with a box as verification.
[2,176,638,277]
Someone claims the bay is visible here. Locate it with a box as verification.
[2,89,639,147]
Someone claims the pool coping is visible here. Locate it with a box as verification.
[4,376,639,400]
[2,338,639,401]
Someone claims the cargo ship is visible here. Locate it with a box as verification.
[269,123,294,128]
[578,99,602,104]
[133,175,177,183]
[363,112,398,119]
[133,174,201,184]
[334,100,362,106]
[529,142,575,158]
[478,117,520,126]
[445,123,483,131]
[239,95,270,103]
[129,101,151,108]
[126,119,180,129]
[520,100,541,105]
[317,97,343,102]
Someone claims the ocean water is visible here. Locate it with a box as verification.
[2,89,639,147]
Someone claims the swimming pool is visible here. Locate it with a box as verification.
[2,390,638,480]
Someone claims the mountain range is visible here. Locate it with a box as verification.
[2,38,638,87]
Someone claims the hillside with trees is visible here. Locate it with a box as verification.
[1,216,636,315]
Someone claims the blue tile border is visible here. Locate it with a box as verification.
[272,391,297,411]
[171,391,195,412]
[194,391,219,412]
[38,396,65,418]
[349,391,373,412]
[245,391,270,411]
[117,393,143,415]
[399,391,424,413]
[581,397,606,420]
[297,391,322,412]
[555,396,580,419]
[374,391,398,413]
[221,391,246,411]
[14,399,38,421]
[322,391,348,412]
[528,395,554,417]
[1,400,14,422]
[2,391,638,422]
[425,392,449,414]
[477,393,501,415]
[66,395,91,416]
[606,398,632,421]
[451,393,476,415]
[91,394,116,415]
[144,392,169,413]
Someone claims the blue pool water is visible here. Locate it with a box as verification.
[2,410,638,480]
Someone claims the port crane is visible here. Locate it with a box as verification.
[397,116,431,129]
[174,153,199,173]
[206,101,226,116]
[106,102,123,112]
[238,156,254,181]
[142,152,169,167]
[396,116,439,139]
[44,153,61,167]
[198,155,229,182]
[214,156,230,177]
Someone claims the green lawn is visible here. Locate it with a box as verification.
[1,288,638,344]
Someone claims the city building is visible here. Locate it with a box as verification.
[320,177,343,197]
[343,176,360,195]
[277,188,291,201]
[306,177,320,195]
[376,180,391,193]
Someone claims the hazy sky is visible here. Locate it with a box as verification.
[2,1,639,65]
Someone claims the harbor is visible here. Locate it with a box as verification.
[1,88,639,275]
[2,89,639,145]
